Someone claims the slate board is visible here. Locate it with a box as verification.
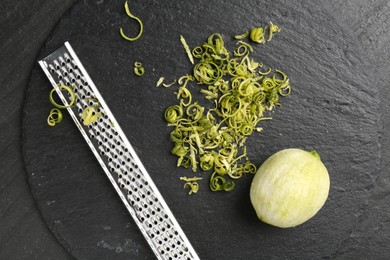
[22,0,381,259]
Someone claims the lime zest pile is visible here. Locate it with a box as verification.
[119,1,144,42]
[162,25,291,193]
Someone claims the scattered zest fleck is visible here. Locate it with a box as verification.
[49,84,75,109]
[235,21,281,43]
[47,108,63,126]
[163,79,177,88]
[180,177,202,195]
[156,77,165,87]
[180,35,195,64]
[268,22,281,42]
[234,31,249,40]
[134,61,145,76]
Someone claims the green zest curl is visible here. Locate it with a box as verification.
[237,21,281,43]
[250,27,266,43]
[49,84,75,109]
[165,105,183,124]
[268,22,281,42]
[180,177,203,195]
[199,153,215,171]
[120,1,143,42]
[134,61,145,76]
[47,108,63,126]
[210,172,235,191]
[156,77,165,87]
[234,31,249,40]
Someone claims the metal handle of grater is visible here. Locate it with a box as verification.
[38,42,200,260]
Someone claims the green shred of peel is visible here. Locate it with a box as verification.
[156,77,177,88]
[235,21,281,43]
[180,177,202,195]
[156,77,165,87]
[81,98,101,125]
[162,24,291,193]
[134,61,145,76]
[49,84,75,109]
[47,108,63,126]
[234,31,249,40]
[120,1,143,41]
[180,35,195,64]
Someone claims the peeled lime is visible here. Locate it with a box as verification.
[250,148,330,228]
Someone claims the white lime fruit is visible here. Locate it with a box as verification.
[250,148,330,228]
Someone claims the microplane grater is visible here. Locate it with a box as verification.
[38,42,199,260]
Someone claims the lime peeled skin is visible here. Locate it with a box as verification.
[250,148,330,228]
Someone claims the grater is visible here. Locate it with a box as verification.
[39,42,199,260]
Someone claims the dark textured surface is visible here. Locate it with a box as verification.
[1,0,389,259]
[0,0,75,259]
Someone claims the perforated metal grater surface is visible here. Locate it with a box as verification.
[38,42,200,260]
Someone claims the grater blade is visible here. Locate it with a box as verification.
[39,42,200,260]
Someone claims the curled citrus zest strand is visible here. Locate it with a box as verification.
[49,84,75,109]
[162,80,177,88]
[210,172,235,191]
[234,31,249,40]
[119,1,143,41]
[268,21,281,42]
[47,108,63,126]
[134,67,145,76]
[250,27,266,43]
[192,46,204,58]
[258,67,272,75]
[133,61,145,76]
[165,105,184,124]
[180,177,202,195]
[178,75,194,88]
[176,86,192,107]
[156,77,165,87]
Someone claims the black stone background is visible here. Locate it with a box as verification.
[1,0,390,259]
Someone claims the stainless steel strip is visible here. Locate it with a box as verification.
[39,42,199,260]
